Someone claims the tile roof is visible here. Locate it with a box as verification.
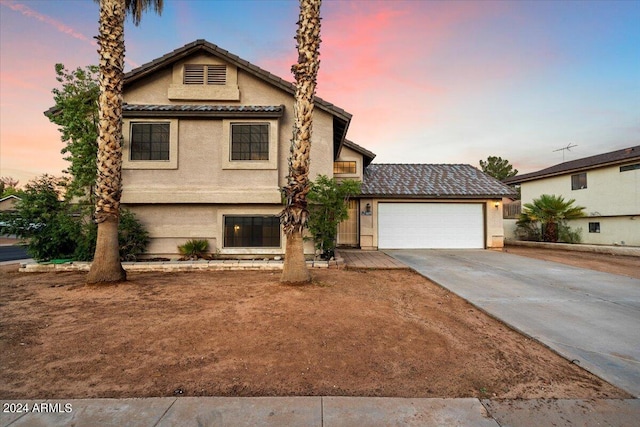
[361,164,516,198]
[122,104,284,117]
[504,145,640,184]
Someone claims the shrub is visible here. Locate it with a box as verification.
[0,175,81,261]
[74,209,149,261]
[559,225,583,244]
[178,239,209,259]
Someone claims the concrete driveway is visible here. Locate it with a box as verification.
[385,249,640,397]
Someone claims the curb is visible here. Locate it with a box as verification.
[505,239,640,257]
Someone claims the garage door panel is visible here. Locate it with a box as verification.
[378,203,484,249]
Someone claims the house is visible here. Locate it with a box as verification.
[98,39,513,257]
[503,145,640,246]
[0,195,20,212]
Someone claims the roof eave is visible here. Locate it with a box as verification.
[505,157,640,184]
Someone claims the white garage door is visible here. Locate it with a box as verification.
[378,203,484,249]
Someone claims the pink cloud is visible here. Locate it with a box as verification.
[1,0,93,43]
[0,0,141,69]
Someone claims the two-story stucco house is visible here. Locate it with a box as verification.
[504,146,640,246]
[109,40,513,257]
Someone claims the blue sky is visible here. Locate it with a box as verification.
[1,0,639,185]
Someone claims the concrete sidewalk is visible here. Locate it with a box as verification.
[2,397,639,426]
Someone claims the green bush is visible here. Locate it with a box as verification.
[0,175,81,261]
[178,239,209,259]
[74,209,150,261]
[559,225,583,244]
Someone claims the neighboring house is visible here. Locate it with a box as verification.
[53,39,513,257]
[0,195,20,212]
[503,145,640,246]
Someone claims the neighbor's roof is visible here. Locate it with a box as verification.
[361,164,516,198]
[504,145,640,185]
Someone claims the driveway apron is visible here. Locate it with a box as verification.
[386,249,640,397]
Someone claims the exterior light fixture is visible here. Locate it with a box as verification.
[366,203,371,213]
[494,201,500,209]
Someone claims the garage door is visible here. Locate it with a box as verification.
[378,203,484,249]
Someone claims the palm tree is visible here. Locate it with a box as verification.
[280,0,322,284]
[517,194,586,242]
[87,0,163,284]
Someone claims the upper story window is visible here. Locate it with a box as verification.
[231,124,269,161]
[571,172,587,190]
[183,64,226,85]
[130,122,170,161]
[334,161,357,174]
[620,163,640,172]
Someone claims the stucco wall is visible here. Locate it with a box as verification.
[335,145,365,181]
[120,51,335,256]
[520,165,639,246]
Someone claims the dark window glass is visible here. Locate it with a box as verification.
[231,124,269,160]
[130,123,170,161]
[588,222,600,233]
[571,173,587,190]
[333,161,357,174]
[620,163,640,172]
[224,216,280,247]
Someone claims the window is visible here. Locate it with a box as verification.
[183,64,226,85]
[231,124,269,160]
[334,161,357,174]
[224,216,280,247]
[620,163,640,172]
[589,222,600,233]
[130,123,170,160]
[571,173,587,190]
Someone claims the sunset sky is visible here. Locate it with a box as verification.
[1,0,639,186]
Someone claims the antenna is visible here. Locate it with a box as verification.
[553,143,578,161]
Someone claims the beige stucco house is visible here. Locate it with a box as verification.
[111,40,513,257]
[504,145,640,246]
[0,195,20,212]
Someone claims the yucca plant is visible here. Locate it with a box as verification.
[178,239,209,259]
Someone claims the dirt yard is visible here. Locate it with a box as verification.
[502,245,640,279]
[0,259,632,400]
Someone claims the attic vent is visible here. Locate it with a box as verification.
[207,65,226,85]
[183,64,226,85]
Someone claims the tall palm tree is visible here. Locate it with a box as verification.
[518,194,586,242]
[280,0,322,284]
[87,0,163,284]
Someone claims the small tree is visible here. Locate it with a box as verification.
[479,156,518,181]
[517,194,585,243]
[47,64,100,204]
[1,177,20,197]
[0,175,81,261]
[307,175,361,259]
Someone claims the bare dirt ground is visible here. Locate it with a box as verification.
[502,245,640,279]
[0,257,633,400]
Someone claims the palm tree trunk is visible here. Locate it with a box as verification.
[87,0,126,283]
[280,0,322,284]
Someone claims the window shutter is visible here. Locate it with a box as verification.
[184,64,205,84]
[207,65,226,85]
